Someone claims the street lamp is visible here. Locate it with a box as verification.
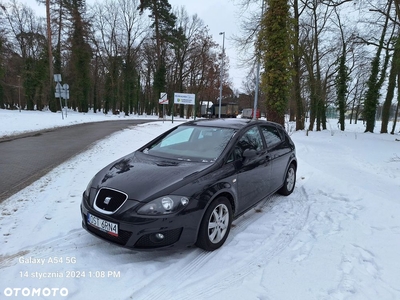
[219,32,225,118]
[17,75,21,112]
[253,0,265,120]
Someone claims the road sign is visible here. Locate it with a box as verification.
[54,82,69,99]
[55,82,62,93]
[174,93,195,105]
[160,92,167,100]
[54,74,62,82]
[159,99,169,105]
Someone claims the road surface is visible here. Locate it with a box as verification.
[0,120,155,203]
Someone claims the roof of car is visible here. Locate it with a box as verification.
[184,118,279,130]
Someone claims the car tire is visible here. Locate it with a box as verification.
[278,163,296,196]
[196,197,232,251]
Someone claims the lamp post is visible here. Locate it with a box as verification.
[17,75,21,112]
[253,0,265,120]
[219,31,225,118]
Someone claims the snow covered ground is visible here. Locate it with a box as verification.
[0,109,400,300]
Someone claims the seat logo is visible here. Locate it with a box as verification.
[104,197,112,205]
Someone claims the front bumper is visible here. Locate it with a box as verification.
[80,197,201,250]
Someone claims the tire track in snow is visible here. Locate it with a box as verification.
[0,228,98,269]
[176,187,310,300]
[0,250,30,269]
[129,187,310,300]
[330,244,400,299]
[127,196,282,300]
[127,249,218,299]
[231,194,280,232]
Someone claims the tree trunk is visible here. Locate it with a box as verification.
[364,0,392,132]
[381,36,400,133]
[391,76,400,134]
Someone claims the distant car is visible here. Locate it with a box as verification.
[241,108,261,119]
[80,118,297,251]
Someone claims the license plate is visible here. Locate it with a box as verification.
[87,213,118,237]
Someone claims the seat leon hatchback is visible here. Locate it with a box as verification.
[81,118,297,251]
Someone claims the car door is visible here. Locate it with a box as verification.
[260,124,289,192]
[233,125,272,214]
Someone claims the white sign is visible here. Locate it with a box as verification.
[54,74,62,82]
[160,92,167,100]
[54,82,69,99]
[159,98,169,105]
[174,93,195,105]
[55,82,62,93]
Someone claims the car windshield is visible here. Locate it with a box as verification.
[143,125,236,162]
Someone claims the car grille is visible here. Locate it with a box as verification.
[135,228,183,249]
[94,188,127,214]
[86,223,132,246]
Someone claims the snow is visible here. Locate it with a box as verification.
[1,109,400,299]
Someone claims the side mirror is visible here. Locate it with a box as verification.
[243,148,258,159]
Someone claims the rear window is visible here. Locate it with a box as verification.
[261,125,282,149]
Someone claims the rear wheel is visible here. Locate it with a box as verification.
[196,197,232,251]
[278,163,296,196]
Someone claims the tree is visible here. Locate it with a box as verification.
[381,35,400,133]
[303,0,329,132]
[168,8,225,118]
[119,0,145,116]
[363,0,392,133]
[333,7,350,131]
[64,0,92,112]
[2,0,49,110]
[138,0,176,116]
[259,0,292,125]
[292,0,305,130]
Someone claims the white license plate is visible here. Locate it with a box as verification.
[87,213,118,237]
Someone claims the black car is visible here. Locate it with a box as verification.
[80,118,297,251]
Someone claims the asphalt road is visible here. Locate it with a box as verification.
[0,119,156,203]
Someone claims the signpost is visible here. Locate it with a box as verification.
[54,74,69,119]
[62,84,70,117]
[159,92,168,122]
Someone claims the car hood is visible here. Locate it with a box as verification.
[93,151,213,202]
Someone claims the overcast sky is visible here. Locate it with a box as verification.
[27,0,255,92]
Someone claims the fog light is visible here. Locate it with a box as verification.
[180,197,189,206]
[155,233,165,240]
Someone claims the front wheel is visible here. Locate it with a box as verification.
[196,197,232,251]
[278,163,296,196]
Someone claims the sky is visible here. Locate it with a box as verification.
[0,109,400,299]
[28,0,254,91]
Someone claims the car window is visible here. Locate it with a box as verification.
[145,125,235,162]
[239,126,263,151]
[227,126,263,162]
[261,125,282,149]
[159,127,194,147]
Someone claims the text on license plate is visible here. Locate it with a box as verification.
[87,213,118,237]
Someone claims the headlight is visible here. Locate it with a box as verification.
[137,196,190,215]
[84,178,94,198]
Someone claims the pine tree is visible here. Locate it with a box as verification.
[138,0,176,115]
[64,0,92,112]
